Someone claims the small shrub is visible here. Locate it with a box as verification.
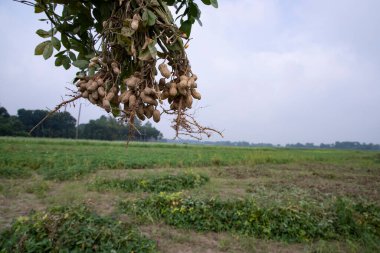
[89,172,209,193]
[0,206,157,253]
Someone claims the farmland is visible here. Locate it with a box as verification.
[0,137,379,252]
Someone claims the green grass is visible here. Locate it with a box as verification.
[1,137,379,181]
[1,137,380,252]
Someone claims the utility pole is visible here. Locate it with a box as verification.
[76,103,82,139]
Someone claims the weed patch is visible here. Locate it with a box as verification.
[24,181,50,198]
[89,172,209,193]
[0,206,157,252]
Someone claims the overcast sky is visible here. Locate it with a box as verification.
[0,0,379,144]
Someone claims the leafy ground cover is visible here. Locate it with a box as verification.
[89,171,209,193]
[0,206,156,252]
[0,137,380,252]
[120,192,380,245]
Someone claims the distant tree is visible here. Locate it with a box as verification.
[79,116,125,141]
[0,107,10,118]
[46,112,76,138]
[235,141,250,147]
[79,116,162,141]
[0,107,26,136]
[18,109,47,136]
[17,109,76,138]
[138,122,163,141]
[320,143,332,149]
[335,141,361,150]
[305,143,315,148]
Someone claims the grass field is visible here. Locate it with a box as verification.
[0,137,379,252]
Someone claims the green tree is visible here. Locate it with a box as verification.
[17,109,76,138]
[78,115,163,141]
[0,107,26,136]
[79,116,125,140]
[138,122,163,141]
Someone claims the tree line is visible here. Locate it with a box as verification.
[0,106,162,141]
[163,140,380,150]
[285,142,380,151]
[1,106,378,150]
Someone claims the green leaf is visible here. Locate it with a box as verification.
[201,0,211,5]
[148,43,157,59]
[77,52,86,61]
[85,53,96,59]
[51,37,61,51]
[165,0,176,5]
[180,20,193,37]
[70,40,83,52]
[142,9,149,26]
[43,44,54,60]
[61,34,71,49]
[54,51,66,57]
[34,41,50,55]
[210,0,218,8]
[62,56,71,70]
[36,29,51,38]
[147,10,157,26]
[189,2,201,19]
[50,0,70,3]
[166,41,182,51]
[34,4,45,13]
[72,60,89,69]
[196,17,203,26]
[68,51,76,61]
[55,56,63,67]
[73,26,81,34]
[111,106,121,117]
[142,9,157,26]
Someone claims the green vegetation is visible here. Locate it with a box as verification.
[0,206,156,253]
[0,167,31,179]
[120,192,380,246]
[1,137,379,181]
[1,137,380,252]
[90,172,209,193]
